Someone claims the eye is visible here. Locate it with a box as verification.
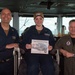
[7,13,11,16]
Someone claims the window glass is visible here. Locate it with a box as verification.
[19,17,57,36]
[10,18,13,27]
[19,17,35,36]
[62,17,75,34]
[44,18,57,36]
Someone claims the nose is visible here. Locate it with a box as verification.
[5,14,8,17]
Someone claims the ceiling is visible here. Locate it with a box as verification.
[0,0,75,16]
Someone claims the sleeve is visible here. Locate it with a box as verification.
[54,38,63,49]
[19,28,30,50]
[49,30,55,47]
[11,27,20,43]
[48,30,56,54]
[14,30,20,43]
[0,45,6,52]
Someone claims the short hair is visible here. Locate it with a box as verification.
[62,25,65,28]
[1,8,12,15]
[62,25,66,29]
[69,19,75,25]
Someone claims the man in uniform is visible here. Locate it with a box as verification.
[0,8,19,75]
[55,19,75,75]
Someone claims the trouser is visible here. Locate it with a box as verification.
[25,52,55,75]
[0,58,14,75]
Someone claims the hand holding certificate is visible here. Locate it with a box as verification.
[31,39,49,54]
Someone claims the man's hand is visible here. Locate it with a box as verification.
[60,49,74,58]
[6,43,19,49]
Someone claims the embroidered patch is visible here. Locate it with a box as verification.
[66,41,71,46]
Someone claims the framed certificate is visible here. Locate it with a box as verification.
[31,39,49,54]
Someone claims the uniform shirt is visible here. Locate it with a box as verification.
[20,25,55,53]
[0,24,19,60]
[55,35,75,75]
[55,35,75,53]
[71,37,75,45]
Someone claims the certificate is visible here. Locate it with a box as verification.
[31,39,49,54]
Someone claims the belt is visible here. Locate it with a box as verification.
[0,58,11,63]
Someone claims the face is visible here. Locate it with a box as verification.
[34,16,44,27]
[1,8,12,23]
[69,22,75,36]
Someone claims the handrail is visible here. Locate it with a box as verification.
[13,47,21,75]
[56,49,60,65]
